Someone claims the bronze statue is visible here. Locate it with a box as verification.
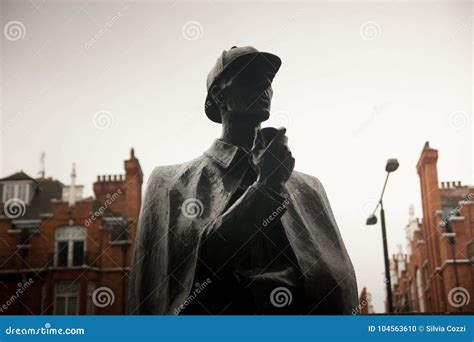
[129,46,357,314]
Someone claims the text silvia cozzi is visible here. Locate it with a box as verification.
[425,325,466,333]
[367,325,466,333]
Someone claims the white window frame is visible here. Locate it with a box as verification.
[416,268,425,312]
[54,281,80,315]
[1,181,32,204]
[3,183,15,201]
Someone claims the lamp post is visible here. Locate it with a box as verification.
[366,158,399,314]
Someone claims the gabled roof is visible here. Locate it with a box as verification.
[21,179,64,219]
[0,171,35,182]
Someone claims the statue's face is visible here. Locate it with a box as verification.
[218,68,273,123]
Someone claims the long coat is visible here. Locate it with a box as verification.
[128,139,358,314]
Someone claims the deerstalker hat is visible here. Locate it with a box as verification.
[205,46,281,123]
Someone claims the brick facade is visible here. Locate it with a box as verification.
[391,142,473,313]
[355,287,374,315]
[0,149,142,315]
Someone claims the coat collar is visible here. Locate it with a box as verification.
[204,139,251,169]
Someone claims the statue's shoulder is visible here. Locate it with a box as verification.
[289,170,333,204]
[289,170,324,190]
[147,155,207,188]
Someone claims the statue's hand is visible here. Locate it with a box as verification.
[252,127,295,193]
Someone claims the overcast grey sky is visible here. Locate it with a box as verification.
[1,0,473,312]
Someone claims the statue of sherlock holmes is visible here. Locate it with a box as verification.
[128,46,357,314]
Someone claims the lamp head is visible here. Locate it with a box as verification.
[385,159,399,173]
[366,214,378,225]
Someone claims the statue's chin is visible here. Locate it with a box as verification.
[230,110,269,124]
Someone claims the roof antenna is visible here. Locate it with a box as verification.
[39,151,45,178]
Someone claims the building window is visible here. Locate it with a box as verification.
[467,243,474,264]
[3,183,15,201]
[112,224,129,241]
[41,284,47,314]
[54,281,79,315]
[410,282,418,312]
[2,182,31,204]
[55,226,86,267]
[416,268,425,312]
[86,283,96,315]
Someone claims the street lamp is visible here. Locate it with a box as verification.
[366,158,399,314]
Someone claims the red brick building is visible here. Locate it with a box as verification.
[355,287,374,315]
[391,142,473,313]
[0,149,142,315]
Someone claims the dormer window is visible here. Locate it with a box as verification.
[0,171,35,205]
[2,182,32,204]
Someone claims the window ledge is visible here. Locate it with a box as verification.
[448,216,465,222]
[441,232,456,239]
[7,229,21,234]
[109,239,132,246]
[53,265,88,270]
